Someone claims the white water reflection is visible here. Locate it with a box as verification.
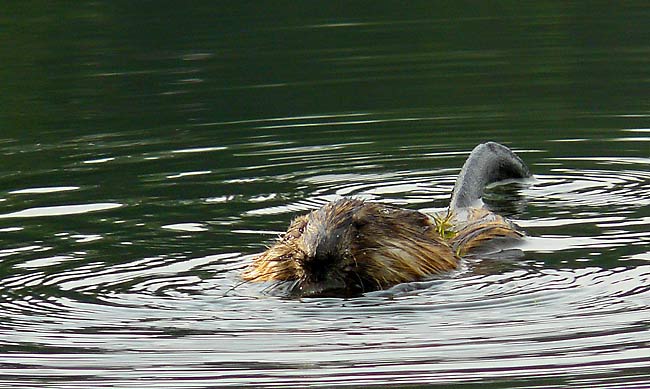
[162,223,209,232]
[0,203,123,219]
[9,186,80,194]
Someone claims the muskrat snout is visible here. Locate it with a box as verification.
[293,210,360,294]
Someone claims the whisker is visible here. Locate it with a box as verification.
[222,267,299,298]
[221,279,249,298]
[262,279,300,296]
[349,254,366,292]
[287,278,307,296]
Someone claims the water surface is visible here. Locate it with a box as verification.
[1,3,650,388]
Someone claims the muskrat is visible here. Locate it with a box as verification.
[243,142,532,297]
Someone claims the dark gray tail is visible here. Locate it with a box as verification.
[449,142,531,210]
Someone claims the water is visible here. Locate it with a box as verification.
[1,2,650,388]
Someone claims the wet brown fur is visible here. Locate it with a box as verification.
[242,198,523,296]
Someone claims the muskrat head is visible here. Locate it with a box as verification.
[292,201,361,295]
[242,199,367,297]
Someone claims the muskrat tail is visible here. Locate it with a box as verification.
[449,142,532,210]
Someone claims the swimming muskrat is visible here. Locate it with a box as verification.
[243,142,532,296]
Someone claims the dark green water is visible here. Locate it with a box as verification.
[1,2,650,388]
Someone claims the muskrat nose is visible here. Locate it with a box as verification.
[301,236,341,281]
[303,225,342,260]
[299,259,327,284]
[304,248,337,273]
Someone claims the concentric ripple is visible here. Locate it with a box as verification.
[1,121,649,388]
[4,2,650,386]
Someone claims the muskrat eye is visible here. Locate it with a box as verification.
[285,220,307,240]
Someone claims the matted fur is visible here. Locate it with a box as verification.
[243,198,523,295]
[449,207,524,256]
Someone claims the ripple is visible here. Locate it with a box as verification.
[4,1,650,386]
[15,255,79,269]
[529,169,650,208]
[2,120,650,388]
[161,223,209,232]
[0,203,123,219]
[190,112,373,128]
[8,186,80,194]
[166,170,212,179]
[83,157,116,164]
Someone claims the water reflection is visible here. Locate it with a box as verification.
[0,122,649,387]
[2,2,650,388]
[0,203,123,219]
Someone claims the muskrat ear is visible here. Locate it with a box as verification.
[285,216,308,240]
[351,209,370,229]
[286,229,301,239]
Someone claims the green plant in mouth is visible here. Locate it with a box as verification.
[433,211,457,240]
